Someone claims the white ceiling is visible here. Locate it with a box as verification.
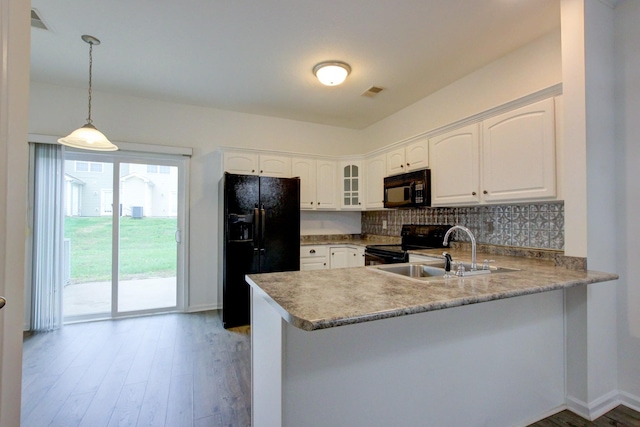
[30,0,560,129]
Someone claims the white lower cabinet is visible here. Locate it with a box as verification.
[330,246,365,269]
[347,246,365,267]
[329,246,349,269]
[301,245,365,270]
[300,246,329,271]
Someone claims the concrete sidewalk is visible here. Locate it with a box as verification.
[63,277,177,317]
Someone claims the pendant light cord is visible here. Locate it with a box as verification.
[87,40,93,125]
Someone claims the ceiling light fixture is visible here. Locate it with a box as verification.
[313,61,351,86]
[58,35,117,151]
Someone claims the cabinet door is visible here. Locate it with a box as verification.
[405,138,429,171]
[259,154,291,177]
[365,154,386,209]
[223,151,259,175]
[329,246,349,269]
[385,148,406,176]
[340,161,362,210]
[292,157,317,209]
[429,123,480,206]
[482,98,556,202]
[300,259,328,271]
[347,246,365,267]
[316,160,338,209]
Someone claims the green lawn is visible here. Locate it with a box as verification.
[64,216,177,283]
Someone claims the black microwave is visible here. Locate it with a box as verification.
[383,169,431,208]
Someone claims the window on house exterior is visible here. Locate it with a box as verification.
[159,165,170,174]
[146,165,158,173]
[75,161,103,173]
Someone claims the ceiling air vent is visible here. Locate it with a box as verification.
[361,86,384,98]
[31,9,48,30]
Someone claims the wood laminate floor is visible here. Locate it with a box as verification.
[528,405,640,427]
[22,310,640,427]
[21,311,250,427]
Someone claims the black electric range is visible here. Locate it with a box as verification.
[365,224,453,265]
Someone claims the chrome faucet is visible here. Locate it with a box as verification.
[443,225,477,271]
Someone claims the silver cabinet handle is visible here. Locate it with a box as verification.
[0,296,6,310]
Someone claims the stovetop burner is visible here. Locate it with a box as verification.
[365,224,453,264]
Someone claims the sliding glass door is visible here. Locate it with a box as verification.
[117,162,178,313]
[61,151,187,322]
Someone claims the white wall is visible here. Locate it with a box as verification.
[28,83,365,310]
[301,211,361,235]
[614,0,640,408]
[0,0,30,424]
[28,29,563,312]
[361,30,562,150]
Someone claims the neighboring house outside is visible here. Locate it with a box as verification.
[64,160,177,218]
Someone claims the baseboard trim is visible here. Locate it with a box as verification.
[619,391,640,412]
[566,390,627,420]
[187,303,219,313]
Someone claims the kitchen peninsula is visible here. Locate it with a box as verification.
[247,249,617,427]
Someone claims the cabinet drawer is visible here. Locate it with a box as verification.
[300,245,329,258]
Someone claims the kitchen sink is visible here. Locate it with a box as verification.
[371,260,519,280]
[374,263,447,278]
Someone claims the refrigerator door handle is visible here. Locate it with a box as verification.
[253,207,260,250]
[260,206,266,251]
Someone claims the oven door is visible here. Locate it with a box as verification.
[364,250,407,266]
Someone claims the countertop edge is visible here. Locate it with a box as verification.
[248,270,618,332]
[301,273,618,331]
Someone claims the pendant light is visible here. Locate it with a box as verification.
[313,61,351,86]
[58,35,117,151]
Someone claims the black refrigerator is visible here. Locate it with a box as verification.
[222,172,300,328]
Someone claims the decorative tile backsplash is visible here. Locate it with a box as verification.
[361,202,565,250]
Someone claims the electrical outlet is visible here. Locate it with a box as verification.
[382,220,387,229]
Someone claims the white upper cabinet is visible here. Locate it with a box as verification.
[365,154,386,209]
[223,151,259,175]
[429,123,481,206]
[223,151,291,177]
[405,138,429,172]
[316,159,338,209]
[291,157,316,210]
[385,138,429,176]
[259,154,291,177]
[429,97,557,206]
[291,157,338,210]
[481,98,556,202]
[340,161,363,210]
[386,148,406,176]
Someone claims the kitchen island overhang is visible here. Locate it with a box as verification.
[247,251,618,427]
[246,250,617,332]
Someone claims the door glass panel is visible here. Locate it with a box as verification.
[118,162,178,312]
[63,159,113,318]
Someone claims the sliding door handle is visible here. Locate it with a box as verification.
[175,230,181,243]
[0,296,6,310]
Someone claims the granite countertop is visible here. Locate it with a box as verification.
[300,235,399,247]
[246,248,618,332]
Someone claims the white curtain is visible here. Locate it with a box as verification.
[31,144,65,331]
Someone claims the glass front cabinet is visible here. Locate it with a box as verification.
[340,161,363,209]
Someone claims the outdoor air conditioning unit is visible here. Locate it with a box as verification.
[131,206,144,219]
